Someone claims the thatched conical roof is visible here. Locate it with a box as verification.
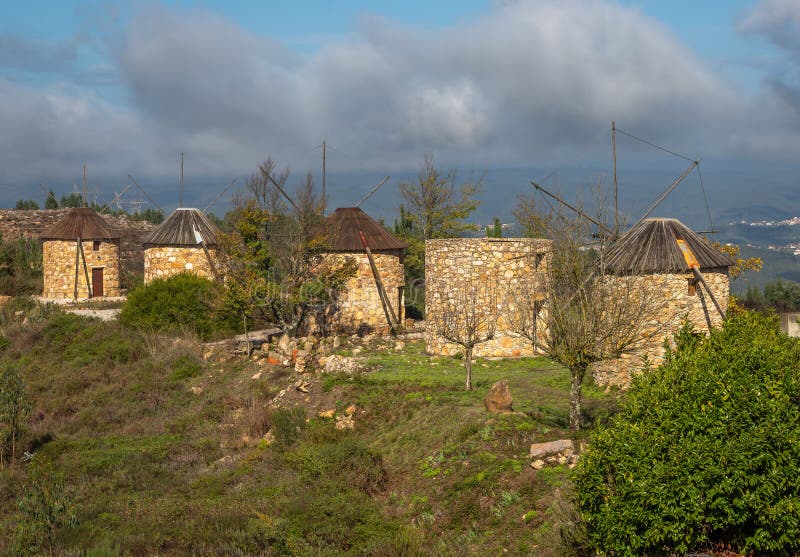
[41,208,120,240]
[141,208,220,247]
[604,218,733,274]
[322,207,406,252]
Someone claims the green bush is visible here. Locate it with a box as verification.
[120,273,229,340]
[575,311,800,555]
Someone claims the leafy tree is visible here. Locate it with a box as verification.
[398,153,481,241]
[395,154,482,315]
[0,364,32,466]
[15,200,39,210]
[221,158,355,335]
[44,190,58,210]
[575,311,800,555]
[59,193,84,208]
[711,241,762,280]
[486,217,502,238]
[129,208,164,225]
[14,461,78,556]
[0,233,43,296]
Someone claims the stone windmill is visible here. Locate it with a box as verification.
[41,207,122,300]
[141,207,222,283]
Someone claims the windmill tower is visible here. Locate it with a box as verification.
[41,208,122,300]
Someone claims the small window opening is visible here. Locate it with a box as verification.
[92,241,101,252]
[687,278,697,296]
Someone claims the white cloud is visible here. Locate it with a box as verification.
[1,0,800,195]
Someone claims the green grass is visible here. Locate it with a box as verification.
[0,305,617,555]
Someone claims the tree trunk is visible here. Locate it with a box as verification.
[569,365,586,430]
[465,346,473,390]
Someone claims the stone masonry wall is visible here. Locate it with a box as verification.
[425,238,551,358]
[144,246,221,283]
[42,240,122,299]
[592,269,729,388]
[324,250,404,334]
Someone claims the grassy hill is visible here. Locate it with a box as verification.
[0,299,614,556]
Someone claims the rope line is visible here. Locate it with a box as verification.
[615,127,696,163]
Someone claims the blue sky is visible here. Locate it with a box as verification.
[0,0,799,213]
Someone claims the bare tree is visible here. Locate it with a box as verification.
[510,189,655,430]
[427,279,498,390]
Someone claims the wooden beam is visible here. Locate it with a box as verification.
[357,229,400,334]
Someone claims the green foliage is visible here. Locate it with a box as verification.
[14,460,78,556]
[120,273,230,340]
[128,208,164,225]
[395,153,482,315]
[0,234,43,295]
[221,196,356,333]
[486,217,502,238]
[0,364,31,465]
[168,355,203,381]
[15,200,39,211]
[269,407,307,447]
[742,278,800,312]
[575,312,800,555]
[59,193,84,208]
[44,191,58,210]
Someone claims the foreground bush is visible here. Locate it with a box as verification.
[575,311,800,556]
[120,273,229,340]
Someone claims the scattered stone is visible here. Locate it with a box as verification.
[294,350,310,373]
[345,404,357,416]
[278,333,291,353]
[531,459,545,470]
[318,409,335,419]
[484,380,514,413]
[190,386,203,395]
[557,455,568,465]
[352,347,362,355]
[251,372,262,380]
[266,351,283,366]
[322,355,364,375]
[335,414,355,430]
[333,336,341,349]
[262,430,275,446]
[530,439,575,459]
[295,381,310,393]
[394,341,406,351]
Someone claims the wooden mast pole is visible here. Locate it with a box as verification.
[612,121,619,238]
[357,229,399,334]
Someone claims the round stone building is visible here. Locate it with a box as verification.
[594,217,734,386]
[142,208,222,283]
[41,207,122,299]
[425,237,551,358]
[322,207,406,334]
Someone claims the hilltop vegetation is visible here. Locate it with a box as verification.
[0,298,611,556]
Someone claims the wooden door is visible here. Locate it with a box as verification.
[92,268,104,297]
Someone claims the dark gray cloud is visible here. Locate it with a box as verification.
[1,0,800,199]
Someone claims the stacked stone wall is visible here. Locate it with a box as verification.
[592,269,730,388]
[144,246,221,282]
[425,238,551,358]
[323,250,404,334]
[42,240,122,299]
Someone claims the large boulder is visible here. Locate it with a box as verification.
[484,380,513,413]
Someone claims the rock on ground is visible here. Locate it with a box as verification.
[484,380,514,413]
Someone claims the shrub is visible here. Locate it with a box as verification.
[575,312,800,555]
[120,273,229,340]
